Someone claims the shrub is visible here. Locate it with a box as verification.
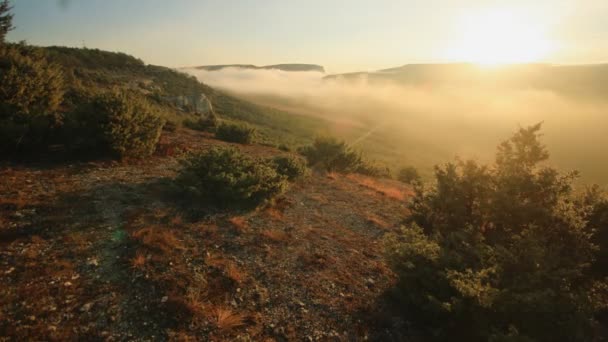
[0,44,65,153]
[215,122,255,144]
[384,123,608,341]
[278,143,291,152]
[90,91,164,159]
[176,147,288,208]
[580,186,608,277]
[355,162,391,178]
[270,155,308,180]
[299,136,388,177]
[298,136,362,173]
[397,166,421,184]
[183,113,218,132]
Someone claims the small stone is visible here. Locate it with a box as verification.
[81,302,93,312]
[161,296,168,303]
[63,281,72,287]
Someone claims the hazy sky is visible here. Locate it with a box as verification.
[8,0,608,72]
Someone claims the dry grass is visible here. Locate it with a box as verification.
[365,213,390,229]
[326,172,338,180]
[261,229,289,243]
[209,306,246,331]
[346,174,407,201]
[205,254,227,269]
[228,216,248,232]
[131,251,147,268]
[225,263,246,284]
[131,227,184,254]
[264,207,283,220]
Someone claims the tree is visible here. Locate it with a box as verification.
[0,44,65,152]
[385,124,608,341]
[0,0,14,44]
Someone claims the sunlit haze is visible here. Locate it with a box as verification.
[8,0,608,72]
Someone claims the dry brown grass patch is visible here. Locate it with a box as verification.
[346,174,407,201]
[264,207,284,220]
[131,227,184,254]
[131,251,147,268]
[209,306,246,331]
[326,172,338,180]
[170,215,184,226]
[228,216,248,232]
[225,262,246,284]
[261,229,289,243]
[365,213,390,229]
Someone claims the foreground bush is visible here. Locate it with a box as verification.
[384,123,608,341]
[270,155,308,180]
[215,122,255,144]
[177,147,288,207]
[89,91,164,158]
[0,44,65,153]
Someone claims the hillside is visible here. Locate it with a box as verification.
[0,127,410,340]
[193,63,325,73]
[40,46,329,149]
[325,62,608,100]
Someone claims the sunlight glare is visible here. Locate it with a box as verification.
[445,7,556,66]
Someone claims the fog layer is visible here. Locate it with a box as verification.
[185,67,608,185]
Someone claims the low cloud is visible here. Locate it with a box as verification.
[185,67,608,184]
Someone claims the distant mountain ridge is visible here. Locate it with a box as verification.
[324,63,608,100]
[191,64,325,73]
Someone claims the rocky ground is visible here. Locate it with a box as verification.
[0,128,413,341]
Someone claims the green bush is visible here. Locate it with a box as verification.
[183,113,218,132]
[0,44,65,153]
[215,122,255,144]
[298,136,362,172]
[176,147,288,208]
[90,91,164,159]
[397,166,421,184]
[384,123,608,341]
[270,155,308,180]
[299,136,386,176]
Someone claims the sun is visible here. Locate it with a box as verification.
[445,7,556,66]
